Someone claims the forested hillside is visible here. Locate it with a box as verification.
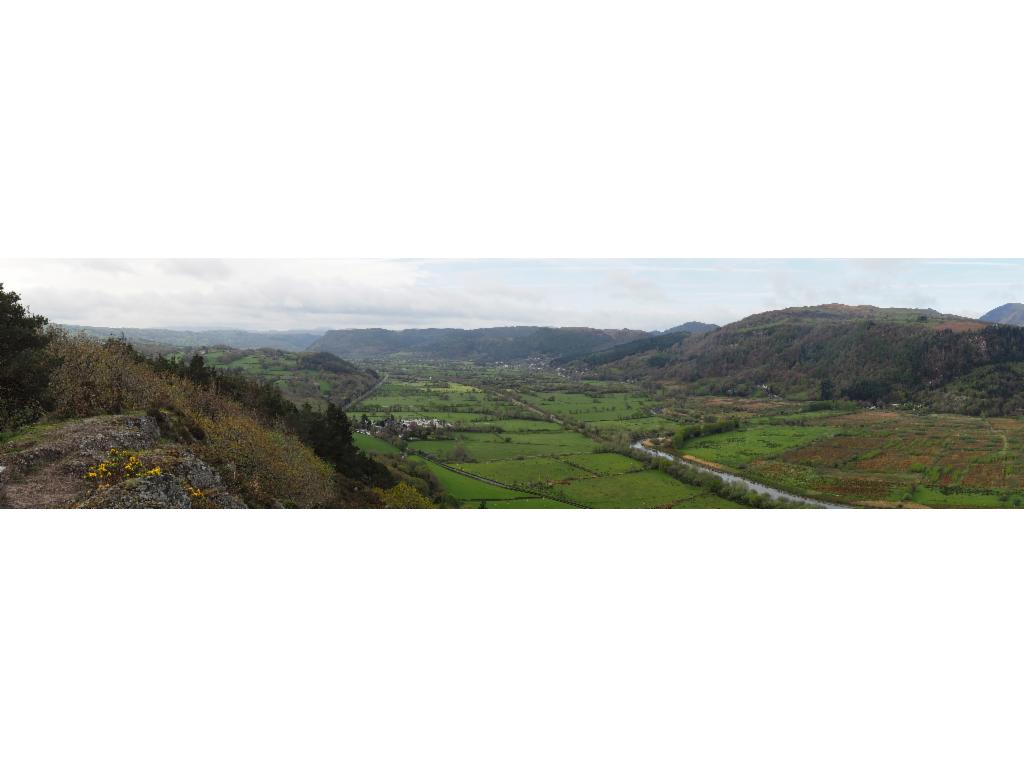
[310,325,649,361]
[594,304,1024,411]
[553,330,692,368]
[181,347,379,409]
[660,321,719,335]
[63,325,321,352]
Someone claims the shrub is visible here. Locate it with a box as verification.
[374,481,435,508]
[0,283,54,430]
[191,411,335,508]
[85,448,161,488]
[49,332,337,507]
[672,418,740,449]
[47,332,166,418]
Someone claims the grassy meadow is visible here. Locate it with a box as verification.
[349,366,745,508]
[200,348,378,409]
[334,357,1024,509]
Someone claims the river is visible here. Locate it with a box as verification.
[631,441,849,509]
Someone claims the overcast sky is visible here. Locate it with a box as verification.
[4,258,1024,332]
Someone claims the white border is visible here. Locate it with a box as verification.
[4,0,1024,763]
[3,509,1024,767]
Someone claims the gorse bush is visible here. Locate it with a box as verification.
[84,448,161,487]
[193,411,335,507]
[46,331,337,507]
[0,284,404,507]
[374,481,434,508]
[48,333,165,418]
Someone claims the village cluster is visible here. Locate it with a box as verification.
[355,414,454,441]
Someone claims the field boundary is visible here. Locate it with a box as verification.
[343,373,389,410]
[411,450,590,509]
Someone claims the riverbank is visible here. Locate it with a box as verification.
[631,440,849,509]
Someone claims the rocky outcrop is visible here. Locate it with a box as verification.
[82,473,193,508]
[0,414,246,509]
[79,452,246,509]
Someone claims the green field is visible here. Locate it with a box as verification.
[683,425,835,467]
[909,486,1018,508]
[415,431,602,462]
[353,432,402,455]
[587,416,681,435]
[482,498,578,508]
[349,366,748,508]
[345,355,1024,509]
[472,419,563,432]
[406,457,534,501]
[200,347,378,409]
[563,452,645,475]
[456,458,592,486]
[521,391,661,423]
[561,470,713,508]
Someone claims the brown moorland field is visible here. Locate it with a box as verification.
[674,406,1024,507]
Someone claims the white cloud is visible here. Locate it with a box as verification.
[4,258,1022,331]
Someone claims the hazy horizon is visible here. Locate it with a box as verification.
[6,258,1024,332]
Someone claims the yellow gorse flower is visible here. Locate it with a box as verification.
[85,449,159,486]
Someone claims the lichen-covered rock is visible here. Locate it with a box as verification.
[77,451,248,509]
[82,473,193,508]
[179,454,223,490]
[1,414,247,509]
[9,446,63,473]
[73,415,161,455]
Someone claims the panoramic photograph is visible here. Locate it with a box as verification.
[4,257,1024,510]
[8,0,1024,763]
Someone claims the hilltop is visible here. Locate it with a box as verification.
[980,303,1024,326]
[660,321,719,335]
[176,347,379,410]
[587,304,1024,412]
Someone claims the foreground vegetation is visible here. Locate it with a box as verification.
[0,284,435,508]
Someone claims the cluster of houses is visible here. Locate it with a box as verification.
[356,414,454,440]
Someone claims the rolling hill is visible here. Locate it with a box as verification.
[61,325,322,353]
[552,330,692,368]
[197,348,380,409]
[980,303,1024,326]
[591,304,1024,409]
[660,321,719,335]
[308,326,650,361]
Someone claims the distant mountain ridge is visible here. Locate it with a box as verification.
[588,304,1024,411]
[61,325,322,353]
[660,321,719,335]
[308,326,650,361]
[980,303,1024,326]
[552,330,693,368]
[60,321,723,362]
